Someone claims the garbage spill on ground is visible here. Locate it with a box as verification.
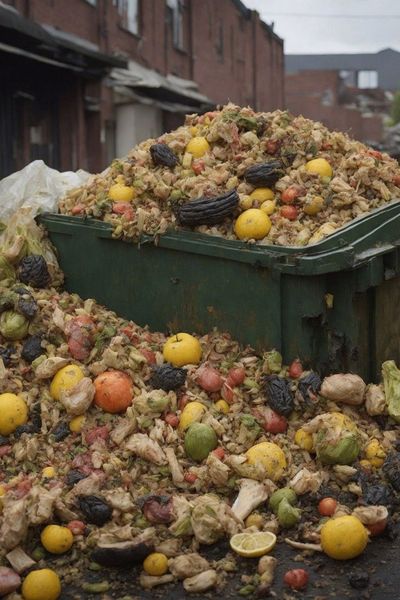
[0,222,399,599]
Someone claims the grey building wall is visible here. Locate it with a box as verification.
[285,48,400,91]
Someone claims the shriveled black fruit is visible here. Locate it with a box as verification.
[14,424,36,437]
[51,421,70,442]
[263,374,294,416]
[66,470,88,487]
[244,160,284,186]
[383,452,400,492]
[348,571,369,590]
[297,372,321,401]
[0,435,9,445]
[17,293,38,320]
[18,255,50,288]
[78,495,112,526]
[0,345,13,367]
[363,483,392,506]
[175,190,239,227]
[150,143,178,168]
[21,335,44,363]
[149,363,186,391]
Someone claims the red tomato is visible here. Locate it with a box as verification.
[196,366,223,393]
[280,205,298,220]
[140,348,157,364]
[318,497,337,517]
[281,185,305,205]
[192,159,205,175]
[67,520,86,535]
[184,472,197,484]
[288,359,303,379]
[284,569,309,590]
[263,409,288,434]
[112,202,134,220]
[85,425,109,446]
[392,175,400,186]
[227,366,246,386]
[68,331,92,361]
[165,413,179,428]
[0,445,12,457]
[71,204,85,215]
[213,447,225,460]
[367,518,387,537]
[265,140,279,154]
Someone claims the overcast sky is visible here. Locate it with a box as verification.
[242,0,400,54]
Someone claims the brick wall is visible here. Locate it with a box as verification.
[285,69,383,143]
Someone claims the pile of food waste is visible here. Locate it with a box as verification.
[0,226,399,599]
[60,103,400,247]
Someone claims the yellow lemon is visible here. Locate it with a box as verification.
[186,136,210,158]
[41,525,74,554]
[108,183,135,202]
[42,467,56,479]
[69,415,86,433]
[294,428,314,452]
[179,401,206,431]
[143,552,169,576]
[0,393,28,435]
[365,439,386,468]
[234,209,271,240]
[303,195,325,215]
[163,333,202,367]
[22,569,61,600]
[214,399,230,414]
[250,188,274,202]
[0,485,5,497]
[320,515,368,560]
[50,365,85,401]
[246,441,287,481]
[260,200,276,215]
[305,158,333,178]
[230,531,276,558]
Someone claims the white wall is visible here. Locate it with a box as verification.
[116,103,163,157]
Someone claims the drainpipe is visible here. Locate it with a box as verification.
[251,11,257,110]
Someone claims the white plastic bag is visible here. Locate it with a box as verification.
[0,160,89,223]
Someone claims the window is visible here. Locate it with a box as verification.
[357,70,378,89]
[117,0,140,35]
[167,0,184,50]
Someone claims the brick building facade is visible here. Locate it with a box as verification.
[0,0,284,178]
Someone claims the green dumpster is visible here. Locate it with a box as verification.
[40,200,400,381]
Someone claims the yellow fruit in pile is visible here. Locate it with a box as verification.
[41,525,74,554]
[309,222,337,244]
[42,467,56,479]
[179,401,206,431]
[246,441,287,481]
[22,569,61,600]
[186,136,210,158]
[234,209,271,240]
[50,365,85,401]
[230,531,276,557]
[303,195,324,216]
[0,393,28,435]
[69,415,86,433]
[163,332,202,367]
[364,439,386,467]
[294,428,314,452]
[239,195,253,210]
[305,158,333,178]
[245,513,265,529]
[320,515,368,560]
[214,399,230,414]
[143,552,169,576]
[0,485,5,497]
[250,188,274,202]
[108,183,135,202]
[260,200,276,215]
